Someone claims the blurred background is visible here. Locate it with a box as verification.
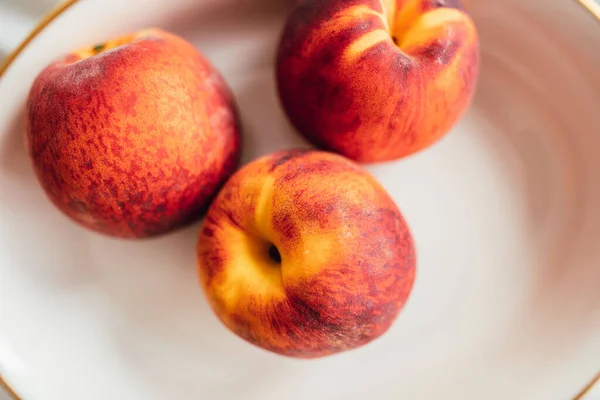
[0,0,59,61]
[2,2,59,399]
[1,0,600,399]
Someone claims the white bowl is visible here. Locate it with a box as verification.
[1,0,600,399]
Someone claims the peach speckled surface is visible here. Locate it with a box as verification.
[0,0,600,400]
[26,28,241,238]
[276,0,479,162]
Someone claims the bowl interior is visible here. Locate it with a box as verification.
[0,0,600,399]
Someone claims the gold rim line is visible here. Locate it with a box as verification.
[0,0,80,78]
[577,0,600,22]
[0,375,21,400]
[1,0,79,393]
[0,0,599,399]
[574,371,600,400]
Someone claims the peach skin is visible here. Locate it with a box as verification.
[276,0,479,163]
[197,149,416,358]
[26,28,241,238]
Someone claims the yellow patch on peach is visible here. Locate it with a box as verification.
[343,29,390,61]
[399,8,475,50]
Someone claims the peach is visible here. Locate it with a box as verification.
[197,149,416,358]
[276,0,479,163]
[26,29,241,238]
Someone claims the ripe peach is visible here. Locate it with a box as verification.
[276,0,479,162]
[197,149,416,358]
[26,29,241,238]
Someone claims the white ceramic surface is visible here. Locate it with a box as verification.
[1,0,599,399]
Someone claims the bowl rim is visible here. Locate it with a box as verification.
[0,0,599,399]
[0,0,79,79]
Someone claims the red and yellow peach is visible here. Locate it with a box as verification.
[26,29,241,238]
[197,149,416,358]
[277,0,479,162]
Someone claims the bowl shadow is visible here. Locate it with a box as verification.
[97,224,286,399]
